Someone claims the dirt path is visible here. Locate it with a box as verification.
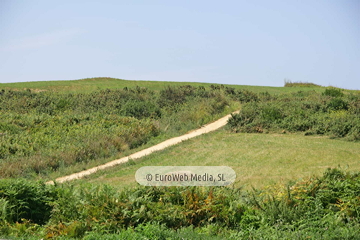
[47,111,239,184]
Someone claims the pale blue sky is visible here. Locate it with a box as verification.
[1,0,359,90]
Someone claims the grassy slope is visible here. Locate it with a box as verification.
[2,77,359,187]
[1,77,333,94]
[76,128,360,190]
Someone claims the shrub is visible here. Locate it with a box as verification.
[236,90,259,103]
[328,113,360,138]
[327,98,348,111]
[157,86,187,108]
[121,100,161,119]
[0,179,54,224]
[260,105,283,123]
[227,103,259,132]
[323,88,344,97]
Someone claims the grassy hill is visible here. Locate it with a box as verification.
[0,78,359,239]
[1,78,359,180]
[1,77,331,94]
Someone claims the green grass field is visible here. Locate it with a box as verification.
[77,128,360,189]
[1,77,334,94]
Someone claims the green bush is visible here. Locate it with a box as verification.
[323,88,344,97]
[260,105,283,123]
[121,100,161,119]
[327,98,349,111]
[236,89,259,103]
[157,86,187,108]
[0,179,54,224]
[227,103,260,132]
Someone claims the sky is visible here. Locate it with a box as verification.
[0,0,359,90]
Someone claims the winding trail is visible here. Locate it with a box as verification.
[47,111,239,184]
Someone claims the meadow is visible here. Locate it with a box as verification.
[0,78,359,239]
[0,77,336,94]
[80,129,360,190]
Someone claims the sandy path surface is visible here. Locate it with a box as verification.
[47,111,239,184]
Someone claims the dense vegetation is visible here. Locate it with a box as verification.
[0,85,240,178]
[0,168,359,239]
[228,87,360,141]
